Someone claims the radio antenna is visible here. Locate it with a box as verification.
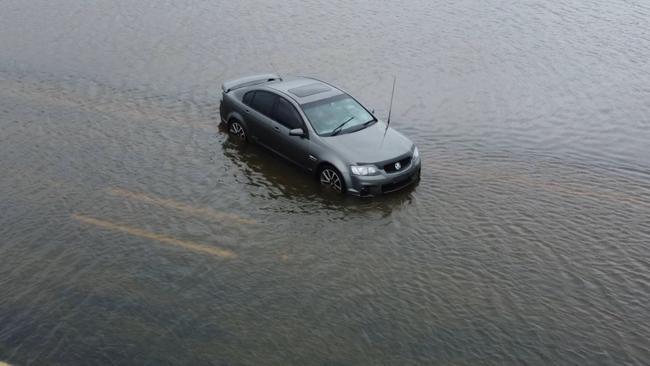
[386,76,396,128]
[381,76,397,146]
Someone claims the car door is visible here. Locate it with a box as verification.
[271,96,317,171]
[244,90,280,151]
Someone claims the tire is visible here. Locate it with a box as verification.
[228,119,247,142]
[318,164,345,194]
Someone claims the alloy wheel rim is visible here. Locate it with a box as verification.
[320,169,342,192]
[230,122,246,140]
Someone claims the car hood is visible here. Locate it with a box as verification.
[322,121,414,164]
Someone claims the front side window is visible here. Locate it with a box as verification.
[249,90,277,118]
[273,97,303,129]
[301,94,374,136]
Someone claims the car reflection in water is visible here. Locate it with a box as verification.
[218,122,417,217]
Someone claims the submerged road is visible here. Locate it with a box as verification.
[1,68,649,365]
[2,0,650,365]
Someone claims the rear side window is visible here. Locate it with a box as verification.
[243,91,254,105]
[249,91,276,118]
[273,97,303,129]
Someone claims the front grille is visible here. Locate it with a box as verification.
[381,172,415,193]
[384,156,412,173]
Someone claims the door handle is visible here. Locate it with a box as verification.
[273,126,280,133]
[244,109,250,113]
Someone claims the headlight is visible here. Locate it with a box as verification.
[350,165,379,176]
[413,146,419,159]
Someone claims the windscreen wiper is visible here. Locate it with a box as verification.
[362,119,377,127]
[331,116,354,136]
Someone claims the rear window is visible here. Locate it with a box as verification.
[249,91,276,118]
[243,91,254,105]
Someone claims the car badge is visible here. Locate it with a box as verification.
[395,162,401,170]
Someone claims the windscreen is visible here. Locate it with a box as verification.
[301,94,374,136]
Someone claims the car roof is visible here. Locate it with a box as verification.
[267,77,344,105]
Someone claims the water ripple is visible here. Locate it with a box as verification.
[1,0,650,365]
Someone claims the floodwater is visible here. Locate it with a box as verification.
[1,0,649,365]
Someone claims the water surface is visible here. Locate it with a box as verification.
[1,1,649,365]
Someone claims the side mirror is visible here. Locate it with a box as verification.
[289,128,306,137]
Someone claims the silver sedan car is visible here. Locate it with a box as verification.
[219,74,421,196]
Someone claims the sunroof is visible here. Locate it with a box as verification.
[288,83,331,97]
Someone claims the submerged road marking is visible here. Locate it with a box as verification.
[107,188,256,225]
[497,174,650,208]
[0,78,214,131]
[443,167,650,208]
[72,214,237,259]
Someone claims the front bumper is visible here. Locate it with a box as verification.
[346,156,421,196]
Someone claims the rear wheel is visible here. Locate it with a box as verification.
[319,165,345,194]
[228,119,247,142]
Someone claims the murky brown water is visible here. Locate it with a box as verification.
[1,1,650,365]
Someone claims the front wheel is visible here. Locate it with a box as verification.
[319,165,345,194]
[228,119,247,142]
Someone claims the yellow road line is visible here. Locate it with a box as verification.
[106,188,256,225]
[444,167,649,208]
[72,214,237,259]
[0,78,213,131]
[499,174,650,207]
[0,362,13,366]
